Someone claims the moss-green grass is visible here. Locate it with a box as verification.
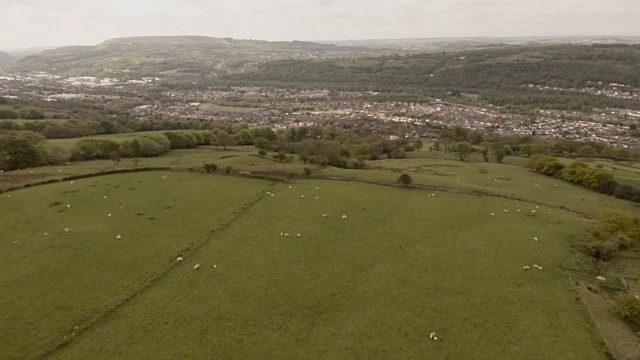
[0,172,272,358]
[46,180,607,359]
[199,103,265,113]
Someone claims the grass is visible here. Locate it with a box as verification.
[35,179,608,359]
[0,172,272,358]
[199,103,265,113]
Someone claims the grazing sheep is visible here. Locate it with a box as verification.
[531,210,536,213]
[288,186,292,189]
[266,192,271,195]
[44,232,48,236]
[533,264,539,269]
[161,176,167,179]
[503,209,509,213]
[300,195,305,198]
[7,194,11,198]
[103,196,107,199]
[64,228,69,233]
[284,233,289,237]
[316,187,320,190]
[116,235,122,239]
[297,233,301,237]
[67,204,71,208]
[271,194,274,197]
[596,275,606,281]
[533,237,538,241]
[342,215,348,219]
[176,257,184,262]
[214,264,217,269]
[517,209,521,212]
[315,196,319,199]
[490,213,495,216]
[523,265,530,270]
[194,264,200,270]
[280,232,283,236]
[429,332,438,340]
[108,214,112,217]
[538,267,543,270]
[322,214,328,217]
[70,181,74,184]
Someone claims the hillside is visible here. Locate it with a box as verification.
[222,44,640,111]
[0,51,13,64]
[13,36,369,77]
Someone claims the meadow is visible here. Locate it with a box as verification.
[1,144,639,358]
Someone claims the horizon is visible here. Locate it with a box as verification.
[2,0,639,49]
[3,33,640,53]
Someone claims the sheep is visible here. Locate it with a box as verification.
[297,233,301,237]
[271,194,274,197]
[342,215,348,219]
[194,264,201,270]
[161,176,168,179]
[300,195,305,198]
[280,232,283,236]
[315,196,319,199]
[533,264,539,269]
[523,265,530,270]
[7,194,11,198]
[64,228,70,233]
[108,214,112,217]
[176,256,184,262]
[531,210,536,213]
[316,187,320,190]
[288,185,292,189]
[533,237,538,241]
[116,235,122,239]
[537,267,543,270]
[44,232,48,236]
[503,209,509,213]
[429,332,439,341]
[517,209,521,212]
[284,233,290,237]
[214,264,217,269]
[67,204,71,208]
[322,214,328,217]
[266,192,271,195]
[490,213,495,216]
[103,196,107,199]
[596,275,606,281]
[70,181,74,184]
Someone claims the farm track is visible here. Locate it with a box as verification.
[33,184,276,359]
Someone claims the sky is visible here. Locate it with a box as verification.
[1,0,639,49]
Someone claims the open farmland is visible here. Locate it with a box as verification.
[0,172,272,358]
[1,173,612,359]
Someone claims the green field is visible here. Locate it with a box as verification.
[2,145,640,358]
[2,174,611,359]
[199,103,265,113]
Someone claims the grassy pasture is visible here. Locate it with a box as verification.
[0,172,272,358]
[42,179,608,359]
[199,103,265,113]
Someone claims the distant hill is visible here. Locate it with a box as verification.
[223,43,640,111]
[0,51,13,64]
[13,36,368,77]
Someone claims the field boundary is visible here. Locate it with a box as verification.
[32,182,274,359]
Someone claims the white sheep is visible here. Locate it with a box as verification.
[490,213,495,216]
[315,196,319,199]
[297,233,301,237]
[176,257,184,262]
[108,214,112,217]
[116,235,122,239]
[194,264,200,270]
[316,187,320,190]
[64,228,69,233]
[533,237,538,241]
[284,233,289,237]
[322,214,328,217]
[537,267,543,270]
[103,196,107,199]
[533,264,539,269]
[523,265,530,270]
[70,181,74,184]
[271,194,274,197]
[280,232,283,236]
[213,264,217,269]
[266,192,271,195]
[300,195,305,198]
[503,209,508,213]
[429,332,438,341]
[288,185,292,189]
[44,232,48,236]
[531,210,536,213]
[342,215,348,219]
[67,204,71,208]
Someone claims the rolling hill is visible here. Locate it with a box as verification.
[0,50,13,64]
[12,36,369,77]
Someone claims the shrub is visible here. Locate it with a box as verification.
[615,293,640,328]
[398,173,412,186]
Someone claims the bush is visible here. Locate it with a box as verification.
[615,293,640,328]
[398,173,412,186]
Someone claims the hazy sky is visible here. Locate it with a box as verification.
[1,0,639,49]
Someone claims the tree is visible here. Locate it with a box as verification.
[203,162,218,173]
[234,129,254,145]
[577,145,597,157]
[258,149,267,157]
[479,143,490,162]
[216,131,236,150]
[0,136,44,170]
[615,293,640,328]
[455,142,472,161]
[225,165,233,175]
[273,151,287,162]
[109,151,121,165]
[413,140,424,150]
[397,173,413,186]
[492,142,507,163]
[253,137,269,151]
[303,168,312,177]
